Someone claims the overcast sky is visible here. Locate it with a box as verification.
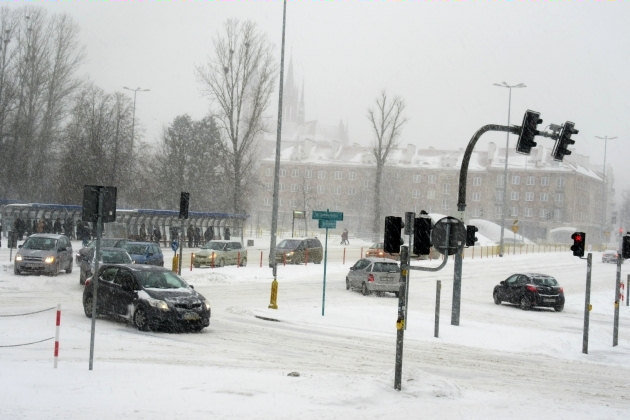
[7,0,630,197]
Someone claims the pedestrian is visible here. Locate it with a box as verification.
[224,227,230,240]
[53,217,62,234]
[139,223,147,241]
[204,226,213,243]
[14,216,26,240]
[153,226,162,245]
[341,228,349,245]
[194,227,201,247]
[187,225,194,247]
[37,219,44,233]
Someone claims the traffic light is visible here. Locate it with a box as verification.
[384,216,403,254]
[552,121,578,161]
[516,110,542,155]
[570,231,585,257]
[179,192,190,219]
[413,216,432,255]
[465,225,478,247]
[622,235,630,259]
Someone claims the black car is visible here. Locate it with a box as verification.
[83,264,211,332]
[493,273,564,312]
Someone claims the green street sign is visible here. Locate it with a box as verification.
[312,210,344,221]
[318,219,337,229]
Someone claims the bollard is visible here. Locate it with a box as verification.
[172,254,179,273]
[268,278,278,309]
[54,304,61,368]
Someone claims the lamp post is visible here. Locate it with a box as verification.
[596,135,616,245]
[493,81,526,257]
[123,86,150,152]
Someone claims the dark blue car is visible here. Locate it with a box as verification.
[123,241,164,266]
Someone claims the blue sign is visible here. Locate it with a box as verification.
[171,240,179,252]
[312,210,344,221]
[318,219,337,229]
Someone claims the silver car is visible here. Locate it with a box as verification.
[14,233,73,276]
[193,240,247,267]
[346,257,401,296]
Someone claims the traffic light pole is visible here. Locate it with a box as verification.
[613,256,621,346]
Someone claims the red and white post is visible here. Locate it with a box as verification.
[54,304,61,368]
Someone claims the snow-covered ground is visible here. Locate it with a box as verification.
[1,238,629,419]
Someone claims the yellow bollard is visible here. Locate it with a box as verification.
[268,278,278,309]
[172,254,179,273]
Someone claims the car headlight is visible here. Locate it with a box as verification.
[44,256,55,264]
[203,301,211,311]
[15,254,22,262]
[146,298,169,311]
[286,251,294,257]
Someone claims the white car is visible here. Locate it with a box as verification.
[193,240,247,267]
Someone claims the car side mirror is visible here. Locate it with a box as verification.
[189,285,195,290]
[500,280,506,286]
[122,279,136,292]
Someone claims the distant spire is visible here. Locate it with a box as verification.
[298,79,305,124]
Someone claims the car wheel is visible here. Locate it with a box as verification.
[133,306,150,331]
[361,282,370,296]
[83,294,93,318]
[194,263,200,268]
[346,278,350,290]
[519,296,531,310]
[554,304,564,312]
[14,266,20,275]
[66,261,72,274]
[52,262,60,276]
[493,291,501,305]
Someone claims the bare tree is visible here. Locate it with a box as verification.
[367,90,407,239]
[196,19,276,214]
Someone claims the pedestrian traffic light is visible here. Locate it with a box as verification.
[552,121,578,161]
[622,234,630,259]
[516,110,542,155]
[413,215,432,255]
[179,192,190,219]
[570,231,585,257]
[384,216,403,254]
[465,225,478,247]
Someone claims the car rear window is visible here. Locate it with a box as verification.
[532,276,558,286]
[373,262,400,273]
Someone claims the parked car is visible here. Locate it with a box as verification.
[602,250,622,264]
[271,237,323,265]
[193,240,247,267]
[493,272,565,312]
[123,241,164,266]
[82,264,210,332]
[365,242,398,260]
[79,247,133,285]
[76,237,128,264]
[14,233,73,276]
[346,257,401,296]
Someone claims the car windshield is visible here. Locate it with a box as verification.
[372,262,400,273]
[99,250,132,264]
[202,242,226,250]
[370,243,383,249]
[137,271,188,289]
[23,237,57,251]
[277,239,301,249]
[125,244,148,255]
[531,276,558,287]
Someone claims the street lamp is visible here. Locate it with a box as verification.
[595,135,617,245]
[493,81,526,257]
[123,86,150,151]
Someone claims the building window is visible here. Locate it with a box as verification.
[526,176,535,186]
[525,192,534,202]
[280,168,287,177]
[428,175,436,184]
[291,184,299,192]
[317,170,326,180]
[279,183,285,191]
[334,171,343,180]
[496,175,505,187]
[496,190,504,202]
[265,168,272,177]
[554,208,562,220]
[264,197,270,206]
[495,206,503,217]
[317,185,325,193]
[427,190,436,199]
[441,199,450,211]
[540,193,548,202]
[473,176,482,186]
[510,207,518,217]
[442,184,450,194]
[304,185,311,193]
[413,174,422,183]
[556,193,564,203]
[348,187,356,195]
[512,175,520,185]
[349,171,356,180]
[511,191,519,201]
[334,186,342,195]
[556,177,565,188]
[472,192,481,202]
[541,176,549,186]
[412,190,421,199]
[291,168,299,177]
[305,168,312,178]
[524,207,533,217]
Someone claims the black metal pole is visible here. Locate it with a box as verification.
[582,253,592,354]
[394,246,409,391]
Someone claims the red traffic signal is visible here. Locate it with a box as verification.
[570,231,585,257]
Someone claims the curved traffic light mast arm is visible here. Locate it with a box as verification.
[408,253,449,272]
[457,124,520,213]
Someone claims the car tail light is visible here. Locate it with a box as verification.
[526,284,537,292]
[368,274,375,282]
[558,287,564,293]
[85,279,91,287]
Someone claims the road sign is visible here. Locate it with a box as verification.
[431,216,466,255]
[312,210,344,221]
[318,219,337,229]
[171,240,179,252]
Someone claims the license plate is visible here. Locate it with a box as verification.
[543,298,555,303]
[183,312,200,321]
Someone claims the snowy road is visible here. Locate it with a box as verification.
[1,242,629,419]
